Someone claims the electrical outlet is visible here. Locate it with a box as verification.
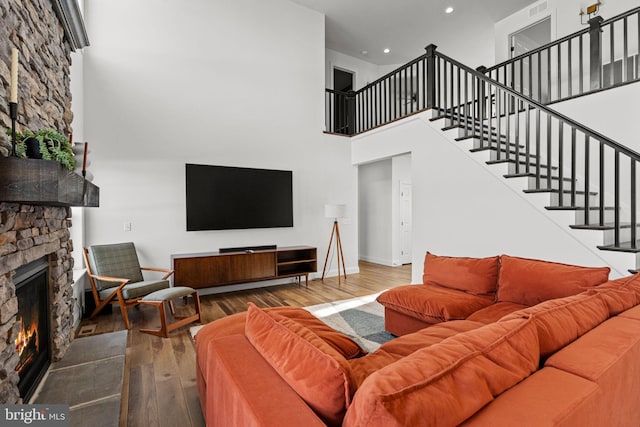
[124,222,132,232]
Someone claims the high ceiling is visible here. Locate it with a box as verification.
[289,0,540,65]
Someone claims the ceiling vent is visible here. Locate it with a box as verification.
[529,1,548,17]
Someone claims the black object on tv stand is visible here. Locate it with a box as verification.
[219,244,277,253]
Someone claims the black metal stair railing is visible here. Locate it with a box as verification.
[484,7,640,104]
[323,41,640,254]
[435,46,640,252]
[324,46,436,135]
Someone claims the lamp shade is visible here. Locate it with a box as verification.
[324,204,346,219]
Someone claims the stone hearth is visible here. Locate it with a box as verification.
[0,203,74,403]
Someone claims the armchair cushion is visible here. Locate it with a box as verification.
[87,242,145,289]
[99,279,169,300]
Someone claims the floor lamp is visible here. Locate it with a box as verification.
[322,204,347,286]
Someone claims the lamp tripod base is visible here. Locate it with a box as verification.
[321,220,347,286]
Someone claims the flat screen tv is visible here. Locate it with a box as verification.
[185,164,293,231]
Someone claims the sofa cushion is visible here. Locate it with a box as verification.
[586,274,639,315]
[619,304,640,321]
[349,320,485,387]
[465,301,529,324]
[203,334,327,427]
[542,316,640,427]
[497,255,610,306]
[423,252,500,296]
[501,291,609,358]
[545,316,640,382]
[343,317,540,427]
[244,303,354,427]
[460,367,599,427]
[377,284,494,326]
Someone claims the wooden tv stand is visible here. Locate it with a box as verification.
[171,246,317,290]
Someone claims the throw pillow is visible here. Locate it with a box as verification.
[245,303,354,427]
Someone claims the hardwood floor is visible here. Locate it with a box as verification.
[76,261,412,427]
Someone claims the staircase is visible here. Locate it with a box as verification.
[430,48,640,272]
[325,8,640,272]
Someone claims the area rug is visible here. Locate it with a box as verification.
[190,292,394,353]
[304,292,394,352]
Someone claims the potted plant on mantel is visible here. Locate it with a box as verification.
[0,128,99,207]
[12,129,76,171]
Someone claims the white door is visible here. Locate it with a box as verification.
[399,182,412,264]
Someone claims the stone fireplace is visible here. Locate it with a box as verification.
[0,0,91,405]
[0,204,75,403]
[14,257,51,401]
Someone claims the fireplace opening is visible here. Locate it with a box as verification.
[14,257,51,402]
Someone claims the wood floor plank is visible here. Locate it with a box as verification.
[127,363,160,427]
[171,333,205,426]
[77,261,411,426]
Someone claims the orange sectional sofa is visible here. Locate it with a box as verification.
[194,253,640,426]
[377,252,611,336]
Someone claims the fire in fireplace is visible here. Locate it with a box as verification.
[15,310,40,375]
[14,257,50,402]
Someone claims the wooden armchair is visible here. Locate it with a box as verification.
[83,242,173,329]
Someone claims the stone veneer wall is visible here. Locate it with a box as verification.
[0,204,74,403]
[0,0,76,404]
[0,0,73,155]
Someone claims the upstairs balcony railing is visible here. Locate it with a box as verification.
[325,47,434,135]
[484,7,640,104]
[325,42,640,253]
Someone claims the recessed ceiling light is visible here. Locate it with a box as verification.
[383,48,390,54]
[445,6,454,14]
[361,50,368,55]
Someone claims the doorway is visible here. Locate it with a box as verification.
[333,67,354,134]
[510,16,551,58]
[510,16,551,100]
[358,154,412,267]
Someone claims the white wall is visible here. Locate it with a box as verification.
[358,159,392,265]
[81,0,359,285]
[69,0,87,324]
[552,81,640,153]
[351,113,625,283]
[495,0,640,64]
